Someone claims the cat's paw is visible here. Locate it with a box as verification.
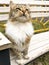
[25,37,30,43]
[23,55,29,59]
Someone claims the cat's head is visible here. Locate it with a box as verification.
[9,1,30,22]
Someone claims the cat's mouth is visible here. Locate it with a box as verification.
[16,15,29,22]
[20,14,27,18]
[22,14,27,17]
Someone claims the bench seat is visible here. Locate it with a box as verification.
[14,31,49,65]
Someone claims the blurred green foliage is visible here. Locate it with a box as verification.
[32,20,44,30]
[45,21,49,28]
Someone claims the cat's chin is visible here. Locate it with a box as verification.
[17,16,29,22]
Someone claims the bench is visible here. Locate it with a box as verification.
[0,1,49,21]
[0,0,49,65]
[0,32,11,65]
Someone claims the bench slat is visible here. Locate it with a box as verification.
[29,31,49,46]
[0,7,10,13]
[29,39,49,52]
[0,14,9,21]
[0,12,49,21]
[31,12,49,17]
[29,31,49,51]
[0,1,49,5]
[1,7,49,13]
[0,32,11,50]
[0,0,9,4]
[30,7,49,12]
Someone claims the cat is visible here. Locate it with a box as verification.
[5,1,34,59]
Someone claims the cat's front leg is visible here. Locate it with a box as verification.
[23,47,29,59]
[23,36,31,59]
[12,48,23,59]
[25,36,30,44]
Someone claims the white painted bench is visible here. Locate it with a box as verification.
[0,0,49,65]
[0,1,49,21]
[24,31,49,64]
[0,0,49,5]
[10,31,49,65]
[0,32,11,65]
[0,32,11,50]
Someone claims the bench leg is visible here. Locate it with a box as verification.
[0,49,10,65]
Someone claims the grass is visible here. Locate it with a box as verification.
[0,21,6,33]
[0,27,5,33]
[32,20,44,30]
[0,20,49,65]
[45,21,49,28]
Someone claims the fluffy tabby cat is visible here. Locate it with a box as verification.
[5,1,34,59]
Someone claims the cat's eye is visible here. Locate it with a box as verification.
[26,9,29,11]
[16,9,19,12]
[16,8,21,11]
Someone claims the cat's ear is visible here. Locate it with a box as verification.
[10,1,13,7]
[10,1,16,9]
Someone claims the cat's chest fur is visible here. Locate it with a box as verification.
[6,21,34,45]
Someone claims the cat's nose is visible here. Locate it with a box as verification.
[22,11,25,16]
[23,12,25,16]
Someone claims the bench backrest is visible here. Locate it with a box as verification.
[0,0,49,21]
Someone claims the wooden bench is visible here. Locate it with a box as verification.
[0,32,11,65]
[24,31,49,64]
[0,0,49,65]
[0,1,49,21]
[11,31,49,65]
